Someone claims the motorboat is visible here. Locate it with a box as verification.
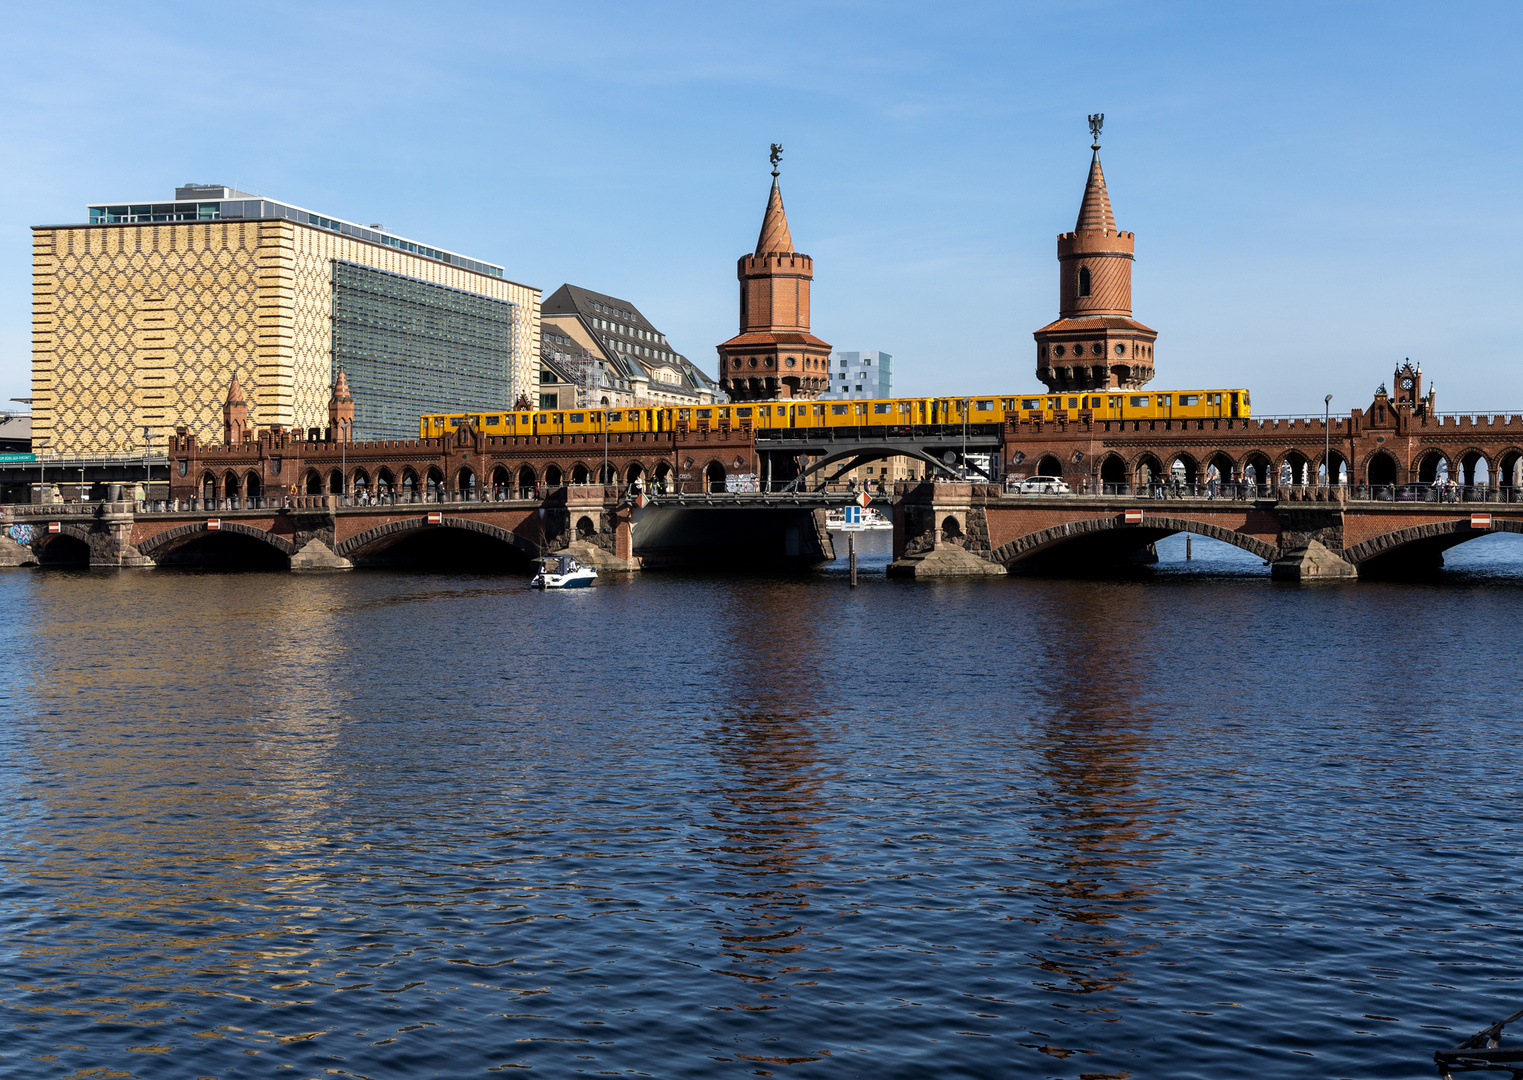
[531,554,598,589]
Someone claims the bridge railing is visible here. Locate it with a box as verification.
[1346,483,1523,503]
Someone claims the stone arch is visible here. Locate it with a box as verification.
[705,460,726,492]
[576,515,596,540]
[988,513,1280,569]
[456,466,475,493]
[245,471,262,499]
[201,472,217,502]
[1242,451,1272,487]
[34,523,95,566]
[543,464,563,487]
[491,465,511,494]
[1497,449,1523,490]
[1099,453,1127,490]
[137,520,296,560]
[1275,449,1311,487]
[625,461,644,484]
[223,471,240,499]
[571,462,590,485]
[1458,448,1489,487]
[425,467,444,491]
[352,467,370,492]
[941,515,964,542]
[598,462,618,484]
[1345,518,1523,573]
[1365,449,1398,487]
[1416,449,1449,485]
[328,469,344,494]
[1207,451,1236,483]
[376,467,395,492]
[1035,454,1063,477]
[304,469,323,495]
[1319,450,1349,486]
[1168,452,1199,486]
[1133,452,1164,487]
[335,515,539,563]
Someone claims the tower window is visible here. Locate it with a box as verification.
[1078,266,1092,298]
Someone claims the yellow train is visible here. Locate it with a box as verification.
[419,388,1250,438]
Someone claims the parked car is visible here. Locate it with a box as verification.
[1017,475,1071,495]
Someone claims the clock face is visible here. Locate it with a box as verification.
[1402,378,1414,389]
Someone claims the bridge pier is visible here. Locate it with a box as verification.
[888,482,1006,577]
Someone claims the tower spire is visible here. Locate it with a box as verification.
[756,143,794,255]
[1076,113,1116,233]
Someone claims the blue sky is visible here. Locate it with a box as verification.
[1,0,1519,415]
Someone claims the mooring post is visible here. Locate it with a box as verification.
[1186,533,1192,560]
[849,530,857,587]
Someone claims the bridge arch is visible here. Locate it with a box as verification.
[1498,448,1523,489]
[1345,518,1523,576]
[1416,449,1450,484]
[989,513,1279,570]
[1099,453,1127,488]
[33,522,95,566]
[137,520,296,567]
[1364,449,1399,487]
[1132,452,1164,487]
[336,515,539,571]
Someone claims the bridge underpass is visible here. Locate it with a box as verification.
[755,424,1004,491]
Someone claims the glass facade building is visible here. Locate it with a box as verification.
[331,262,518,439]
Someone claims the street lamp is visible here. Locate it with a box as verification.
[961,397,971,480]
[1324,394,1333,488]
[32,436,47,504]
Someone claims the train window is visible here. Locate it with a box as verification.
[569,413,584,422]
[718,409,730,418]
[1109,396,1121,408]
[976,400,993,410]
[854,403,867,414]
[1021,399,1040,409]
[874,402,891,413]
[1208,394,1221,404]
[607,411,621,421]
[832,404,849,415]
[813,405,825,415]
[450,418,462,427]
[1129,396,1148,407]
[1242,392,1250,406]
[1067,398,1078,408]
[487,416,501,426]
[697,409,712,418]
[1179,395,1199,406]
[1157,395,1171,407]
[735,408,752,417]
[900,402,912,412]
[1047,398,1060,409]
[1001,399,1014,411]
[678,409,691,420]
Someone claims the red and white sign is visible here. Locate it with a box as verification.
[47,521,60,534]
[636,494,650,509]
[1124,509,1143,525]
[856,492,871,507]
[427,511,443,525]
[1471,513,1492,530]
[206,518,221,531]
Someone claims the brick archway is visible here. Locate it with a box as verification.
[335,516,539,561]
[989,513,1280,568]
[137,520,297,559]
[1343,518,1523,567]
[32,522,96,565]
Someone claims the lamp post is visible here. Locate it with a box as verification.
[961,397,971,480]
[1324,394,1333,488]
[33,436,47,504]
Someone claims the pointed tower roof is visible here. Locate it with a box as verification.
[755,175,795,255]
[225,375,246,403]
[1075,148,1117,233]
[330,369,351,402]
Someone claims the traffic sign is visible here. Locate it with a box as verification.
[840,505,865,531]
[206,518,221,531]
[427,511,443,524]
[1124,509,1143,525]
[47,521,60,534]
[1471,513,1492,530]
[856,492,871,507]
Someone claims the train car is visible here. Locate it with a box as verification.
[420,387,1250,441]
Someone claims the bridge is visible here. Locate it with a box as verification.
[4,480,1519,580]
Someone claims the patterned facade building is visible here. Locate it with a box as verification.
[31,186,539,454]
[716,161,831,400]
[1032,128,1158,391]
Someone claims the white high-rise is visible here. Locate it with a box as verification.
[821,350,892,400]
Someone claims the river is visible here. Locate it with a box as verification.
[3,529,1523,1079]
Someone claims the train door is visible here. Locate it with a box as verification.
[1230,393,1240,418]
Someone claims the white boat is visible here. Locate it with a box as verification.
[825,506,892,530]
[531,554,598,589]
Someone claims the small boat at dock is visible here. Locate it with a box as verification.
[531,554,598,589]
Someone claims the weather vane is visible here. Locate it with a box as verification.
[1088,113,1104,149]
[769,142,783,177]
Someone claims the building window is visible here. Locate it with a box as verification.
[1078,266,1091,297]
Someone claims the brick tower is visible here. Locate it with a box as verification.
[328,369,353,442]
[1033,115,1157,391]
[717,146,831,400]
[222,375,248,444]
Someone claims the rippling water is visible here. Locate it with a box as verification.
[5,531,1523,1079]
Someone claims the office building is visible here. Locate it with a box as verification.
[32,184,540,451]
[540,284,720,409]
[821,350,893,400]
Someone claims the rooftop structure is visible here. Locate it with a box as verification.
[88,184,504,278]
[1032,116,1158,391]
